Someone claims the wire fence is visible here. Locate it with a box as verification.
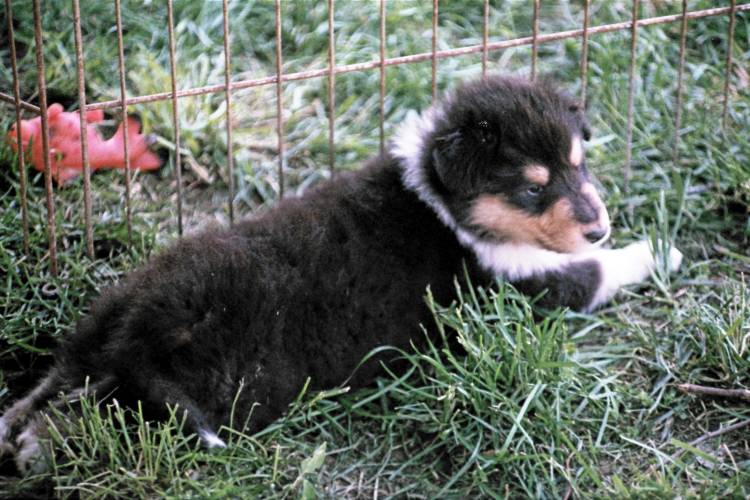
[2,0,748,276]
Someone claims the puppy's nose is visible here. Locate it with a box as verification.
[584,228,608,243]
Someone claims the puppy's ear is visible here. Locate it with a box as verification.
[431,129,464,191]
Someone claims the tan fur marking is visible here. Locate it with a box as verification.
[569,137,583,167]
[523,165,550,186]
[471,195,590,253]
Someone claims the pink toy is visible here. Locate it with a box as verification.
[9,103,161,184]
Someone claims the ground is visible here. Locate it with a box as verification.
[0,0,749,497]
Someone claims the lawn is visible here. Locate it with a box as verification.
[1,0,749,497]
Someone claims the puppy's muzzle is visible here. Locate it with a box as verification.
[580,183,610,248]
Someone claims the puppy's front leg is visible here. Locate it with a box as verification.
[511,241,683,312]
[584,240,682,311]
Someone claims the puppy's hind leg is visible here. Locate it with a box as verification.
[13,414,47,474]
[9,375,117,473]
[0,370,62,457]
[141,376,226,449]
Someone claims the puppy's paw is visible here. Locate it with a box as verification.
[15,424,44,474]
[199,428,227,449]
[623,240,682,278]
[0,416,13,457]
[587,240,683,311]
[667,246,683,273]
[621,240,657,277]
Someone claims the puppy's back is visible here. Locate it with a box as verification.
[55,156,470,433]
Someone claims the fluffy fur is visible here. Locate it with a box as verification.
[0,75,681,472]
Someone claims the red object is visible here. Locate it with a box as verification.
[8,103,161,185]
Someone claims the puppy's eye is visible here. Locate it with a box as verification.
[527,185,543,196]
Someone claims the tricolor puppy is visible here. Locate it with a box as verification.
[0,75,681,472]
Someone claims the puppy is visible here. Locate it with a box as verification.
[0,76,681,472]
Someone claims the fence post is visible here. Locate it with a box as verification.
[32,0,58,276]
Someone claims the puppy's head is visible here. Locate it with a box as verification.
[394,76,609,254]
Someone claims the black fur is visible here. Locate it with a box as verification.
[53,160,486,434]
[513,260,601,311]
[2,76,611,458]
[426,77,593,235]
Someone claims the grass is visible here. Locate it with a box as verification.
[1,0,749,497]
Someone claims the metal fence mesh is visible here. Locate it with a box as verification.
[1,0,747,276]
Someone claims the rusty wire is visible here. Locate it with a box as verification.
[55,4,747,114]
[673,0,689,166]
[722,0,737,129]
[5,1,749,272]
[114,0,133,248]
[0,92,39,112]
[222,0,235,224]
[624,0,639,193]
[580,0,590,106]
[5,0,30,255]
[482,0,490,76]
[531,0,540,79]
[379,0,386,153]
[275,0,285,198]
[72,0,94,258]
[32,0,57,276]
[166,0,183,235]
[431,0,438,100]
[328,0,336,178]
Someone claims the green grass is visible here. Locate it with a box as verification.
[1,0,749,497]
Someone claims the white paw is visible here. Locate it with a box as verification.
[15,426,43,474]
[668,246,683,273]
[199,428,227,449]
[0,417,12,456]
[621,240,657,276]
[624,240,683,275]
[587,239,682,311]
[0,416,9,441]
